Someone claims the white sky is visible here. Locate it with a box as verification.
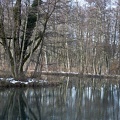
[74,0,118,7]
[74,0,87,6]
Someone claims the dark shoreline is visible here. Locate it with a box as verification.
[0,79,62,88]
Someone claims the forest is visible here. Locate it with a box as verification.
[0,0,120,79]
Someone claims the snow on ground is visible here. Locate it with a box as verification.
[42,71,80,74]
[0,77,48,85]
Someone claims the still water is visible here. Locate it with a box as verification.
[0,77,120,120]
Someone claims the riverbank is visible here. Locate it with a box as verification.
[40,71,120,79]
[0,70,120,87]
[0,78,62,87]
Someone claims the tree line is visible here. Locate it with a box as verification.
[0,0,120,79]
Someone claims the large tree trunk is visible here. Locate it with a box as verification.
[12,0,22,78]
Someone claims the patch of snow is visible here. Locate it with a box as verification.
[0,78,3,80]
[6,78,14,81]
[39,80,47,83]
[28,78,48,83]
[24,82,28,85]
[10,80,31,84]
[70,72,79,74]
[42,71,82,75]
[0,77,14,81]
[28,78,35,83]
[60,71,66,73]
[88,73,92,75]
[1,77,47,85]
[10,80,19,84]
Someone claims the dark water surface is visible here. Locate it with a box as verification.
[0,77,120,120]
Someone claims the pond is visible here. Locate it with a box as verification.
[0,76,120,120]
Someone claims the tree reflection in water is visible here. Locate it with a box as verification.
[0,88,38,120]
[0,77,120,120]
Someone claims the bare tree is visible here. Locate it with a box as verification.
[0,0,60,79]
